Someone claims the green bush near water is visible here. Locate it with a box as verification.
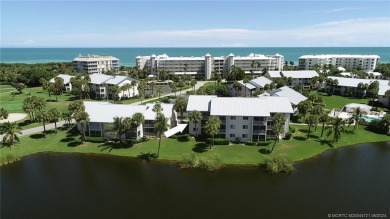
[180,153,223,171]
[262,155,294,174]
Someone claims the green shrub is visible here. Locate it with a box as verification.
[179,154,198,168]
[284,131,292,140]
[245,141,257,146]
[85,136,107,143]
[263,155,294,174]
[206,138,229,145]
[289,126,296,133]
[198,154,223,171]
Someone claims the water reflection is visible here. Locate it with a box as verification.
[1,142,389,218]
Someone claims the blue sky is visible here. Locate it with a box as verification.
[1,1,389,47]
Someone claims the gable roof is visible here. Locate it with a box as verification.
[89,73,135,85]
[261,96,294,113]
[144,103,174,120]
[50,74,75,84]
[266,86,308,105]
[84,101,147,123]
[250,76,272,88]
[210,98,270,117]
[238,80,256,89]
[267,70,319,79]
[186,95,217,112]
[327,76,390,96]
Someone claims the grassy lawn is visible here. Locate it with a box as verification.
[1,123,388,166]
[315,91,370,110]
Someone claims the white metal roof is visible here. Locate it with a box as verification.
[266,86,307,106]
[250,76,272,88]
[186,95,217,112]
[379,85,390,96]
[261,96,294,113]
[106,75,133,85]
[238,80,256,89]
[210,98,270,117]
[50,74,74,84]
[299,54,380,59]
[89,73,112,84]
[328,76,390,96]
[84,101,147,123]
[144,103,174,120]
[267,70,319,79]
[73,55,119,62]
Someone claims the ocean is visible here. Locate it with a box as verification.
[1,47,389,66]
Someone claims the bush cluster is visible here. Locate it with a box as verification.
[206,138,229,145]
[245,141,257,146]
[262,155,294,174]
[179,154,223,171]
[284,131,292,140]
[85,136,107,143]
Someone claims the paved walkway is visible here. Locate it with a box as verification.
[0,121,67,139]
[130,81,209,105]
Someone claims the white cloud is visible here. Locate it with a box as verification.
[5,17,390,47]
[325,7,361,13]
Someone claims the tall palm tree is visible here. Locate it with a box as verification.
[131,80,138,97]
[75,111,90,143]
[62,112,73,128]
[298,100,312,122]
[204,116,221,149]
[175,97,187,123]
[271,113,285,153]
[190,79,197,91]
[156,86,164,98]
[48,108,61,133]
[0,122,22,147]
[36,110,51,137]
[169,82,177,97]
[352,107,362,132]
[154,113,169,157]
[326,117,346,143]
[319,113,329,138]
[305,115,318,139]
[233,80,241,96]
[150,81,156,96]
[311,105,323,131]
[131,112,145,139]
[189,110,202,137]
[152,103,163,115]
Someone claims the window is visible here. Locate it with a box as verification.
[243,125,248,129]
[230,125,235,129]
[243,116,249,120]
[230,116,236,120]
[242,134,248,138]
[193,128,197,131]
[230,134,235,138]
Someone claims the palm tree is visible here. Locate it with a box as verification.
[131,112,145,139]
[243,78,250,97]
[270,113,285,153]
[154,113,169,157]
[385,89,390,108]
[311,105,323,131]
[48,108,61,133]
[10,91,16,101]
[169,82,177,97]
[352,107,362,132]
[233,80,241,96]
[150,81,156,96]
[62,112,73,128]
[131,80,138,97]
[298,100,312,122]
[156,86,164,98]
[204,116,221,149]
[75,111,90,144]
[189,110,202,137]
[326,117,346,143]
[367,81,380,107]
[175,97,187,123]
[305,115,318,139]
[0,108,9,120]
[190,79,197,91]
[152,103,163,115]
[0,122,22,147]
[36,110,51,137]
[319,113,329,138]
[106,117,130,143]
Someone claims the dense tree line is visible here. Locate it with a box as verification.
[0,63,76,87]
[374,63,390,79]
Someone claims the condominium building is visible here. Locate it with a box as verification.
[89,73,138,99]
[80,102,177,139]
[265,70,319,90]
[186,95,293,142]
[73,55,120,74]
[136,53,284,80]
[298,54,380,72]
[228,76,273,97]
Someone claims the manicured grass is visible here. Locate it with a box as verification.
[316,91,370,110]
[1,123,388,166]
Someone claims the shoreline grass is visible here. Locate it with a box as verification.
[1,124,388,167]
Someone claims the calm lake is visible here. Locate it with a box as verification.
[1,142,390,218]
